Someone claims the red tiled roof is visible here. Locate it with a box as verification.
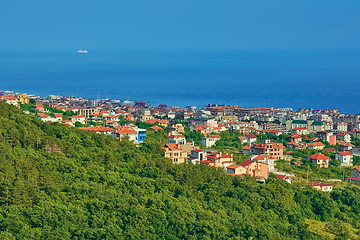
[306,181,333,187]
[200,160,213,164]
[245,134,257,139]
[338,151,352,156]
[239,160,254,167]
[163,144,183,151]
[79,126,114,132]
[308,142,325,147]
[309,153,330,160]
[37,113,48,118]
[227,164,241,169]
[169,135,185,139]
[150,125,163,131]
[291,134,302,138]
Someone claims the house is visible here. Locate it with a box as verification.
[162,144,188,164]
[111,127,138,142]
[286,141,307,150]
[167,123,185,135]
[250,155,277,172]
[168,134,186,145]
[351,167,360,178]
[245,134,257,144]
[69,115,87,125]
[275,175,292,184]
[290,134,302,142]
[292,127,308,135]
[307,142,325,150]
[350,147,360,156]
[135,127,147,144]
[150,125,163,132]
[53,113,63,122]
[145,118,169,127]
[323,148,337,153]
[79,126,114,135]
[105,120,120,128]
[309,153,330,168]
[336,132,351,143]
[316,131,335,145]
[188,149,206,164]
[33,104,45,112]
[0,94,19,106]
[61,120,74,127]
[261,122,286,132]
[36,113,50,122]
[347,168,360,186]
[226,160,268,178]
[250,139,285,160]
[204,152,233,168]
[335,151,353,167]
[306,182,333,192]
[338,141,355,151]
[238,136,247,144]
[201,135,221,148]
[242,145,251,154]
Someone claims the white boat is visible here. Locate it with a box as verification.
[77,50,88,53]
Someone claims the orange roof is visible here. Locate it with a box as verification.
[79,126,114,132]
[37,113,48,118]
[239,160,255,167]
[70,115,86,118]
[163,144,183,151]
[169,135,185,139]
[115,129,137,134]
[338,151,352,156]
[150,125,163,131]
[54,113,63,118]
[309,153,330,160]
[309,142,325,146]
[227,164,241,169]
[209,135,221,138]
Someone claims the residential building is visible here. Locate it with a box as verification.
[309,153,330,168]
[245,134,257,144]
[226,160,268,178]
[201,135,221,148]
[250,139,285,160]
[168,134,186,145]
[307,142,325,150]
[162,144,188,164]
[335,151,353,166]
[306,182,333,192]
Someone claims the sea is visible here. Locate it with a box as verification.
[0,49,359,113]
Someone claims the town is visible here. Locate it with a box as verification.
[2,90,360,192]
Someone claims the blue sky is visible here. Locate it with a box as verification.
[1,0,360,50]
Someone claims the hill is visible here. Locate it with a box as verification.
[0,102,359,239]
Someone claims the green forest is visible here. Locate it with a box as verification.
[0,102,360,239]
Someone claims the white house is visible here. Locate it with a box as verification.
[168,134,186,145]
[335,151,353,167]
[245,134,257,144]
[201,135,221,148]
[69,115,87,125]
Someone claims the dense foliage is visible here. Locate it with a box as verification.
[0,103,359,239]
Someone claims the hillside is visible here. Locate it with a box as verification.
[0,102,359,240]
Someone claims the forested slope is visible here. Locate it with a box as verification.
[0,102,359,239]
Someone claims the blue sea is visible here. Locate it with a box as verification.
[0,49,359,113]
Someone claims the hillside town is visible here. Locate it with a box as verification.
[2,89,360,191]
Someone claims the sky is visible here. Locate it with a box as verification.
[0,0,360,50]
